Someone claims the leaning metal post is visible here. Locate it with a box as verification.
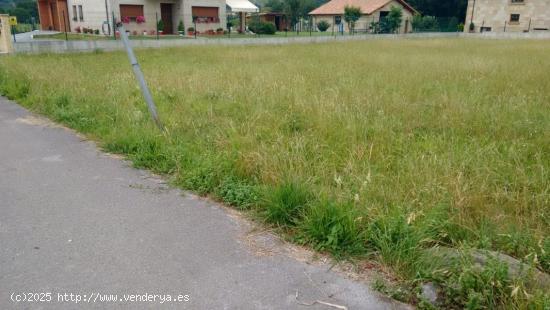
[117,24,163,130]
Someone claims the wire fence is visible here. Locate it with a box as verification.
[29,10,550,41]
[469,19,550,33]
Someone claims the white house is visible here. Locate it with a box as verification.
[38,0,257,35]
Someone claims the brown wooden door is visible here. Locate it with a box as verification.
[160,3,173,34]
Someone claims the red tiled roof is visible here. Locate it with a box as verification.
[309,0,417,15]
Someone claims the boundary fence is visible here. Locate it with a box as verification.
[12,31,550,54]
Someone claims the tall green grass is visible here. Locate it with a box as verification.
[1,38,548,307]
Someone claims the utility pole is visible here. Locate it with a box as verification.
[117,24,163,130]
[112,11,116,40]
[155,12,159,40]
[104,0,110,36]
[470,0,477,28]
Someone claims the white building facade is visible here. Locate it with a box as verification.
[39,0,228,35]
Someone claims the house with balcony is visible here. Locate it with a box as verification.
[465,0,550,33]
[37,0,256,35]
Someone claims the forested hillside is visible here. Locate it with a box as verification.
[0,0,38,23]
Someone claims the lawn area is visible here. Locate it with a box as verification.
[0,38,548,307]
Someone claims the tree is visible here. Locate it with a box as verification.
[6,1,38,23]
[264,0,285,13]
[283,0,315,31]
[385,6,402,33]
[343,6,361,33]
[405,0,467,19]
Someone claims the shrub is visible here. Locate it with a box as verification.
[265,181,312,226]
[248,21,276,35]
[94,29,100,35]
[187,27,194,32]
[157,20,165,32]
[412,15,439,32]
[75,26,81,33]
[316,20,330,32]
[261,22,276,34]
[178,20,185,32]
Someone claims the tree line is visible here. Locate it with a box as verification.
[0,0,38,23]
[260,0,467,22]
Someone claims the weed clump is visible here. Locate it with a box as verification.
[265,181,312,226]
[216,176,259,210]
[299,200,366,256]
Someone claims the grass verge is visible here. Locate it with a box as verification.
[1,38,548,308]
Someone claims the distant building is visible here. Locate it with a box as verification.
[37,0,257,35]
[309,0,417,33]
[465,0,550,33]
[246,12,287,31]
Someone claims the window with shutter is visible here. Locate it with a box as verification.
[120,5,144,22]
[191,7,219,23]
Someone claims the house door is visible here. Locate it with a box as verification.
[49,2,58,30]
[58,0,69,32]
[275,15,281,31]
[160,3,173,34]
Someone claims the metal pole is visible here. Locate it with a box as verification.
[285,15,288,36]
[470,0,476,25]
[332,16,334,36]
[11,24,16,42]
[104,0,110,36]
[194,19,197,38]
[156,12,159,40]
[503,20,506,32]
[62,10,68,41]
[309,15,312,36]
[112,11,116,40]
[117,24,163,130]
[527,18,531,32]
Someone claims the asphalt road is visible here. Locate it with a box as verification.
[0,98,408,309]
[14,30,60,43]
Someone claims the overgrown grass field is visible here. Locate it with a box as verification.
[1,38,548,308]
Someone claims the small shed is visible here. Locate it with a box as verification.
[247,12,288,31]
